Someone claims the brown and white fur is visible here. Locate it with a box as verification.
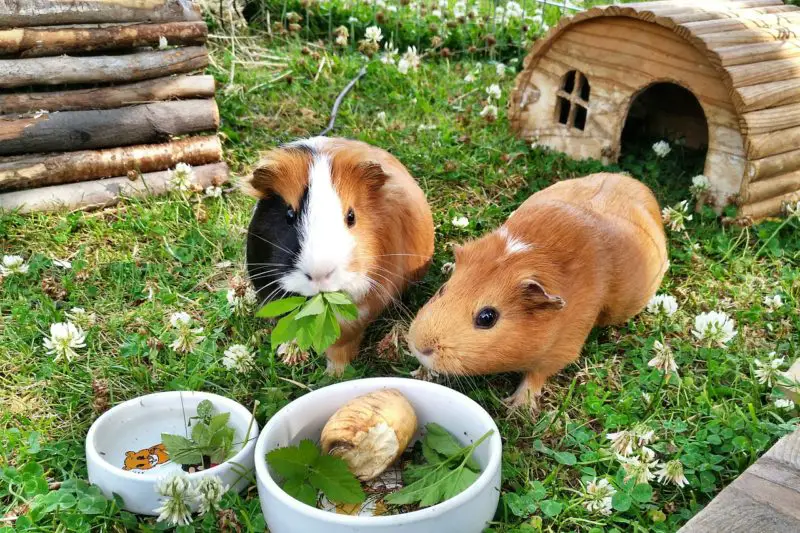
[246,137,434,374]
[407,173,667,411]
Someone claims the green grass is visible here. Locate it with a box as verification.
[3,5,800,532]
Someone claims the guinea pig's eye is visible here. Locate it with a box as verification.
[474,307,499,329]
[436,284,446,298]
[286,207,296,225]
[346,207,356,228]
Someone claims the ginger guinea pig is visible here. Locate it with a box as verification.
[246,137,434,374]
[407,173,667,410]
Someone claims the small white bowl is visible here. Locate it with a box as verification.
[254,377,502,533]
[86,391,259,516]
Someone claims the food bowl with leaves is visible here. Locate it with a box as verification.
[254,377,502,533]
[86,391,259,516]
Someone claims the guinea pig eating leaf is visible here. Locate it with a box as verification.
[246,137,434,374]
[407,173,668,413]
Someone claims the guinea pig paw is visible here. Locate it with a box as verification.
[503,390,540,415]
[325,358,348,377]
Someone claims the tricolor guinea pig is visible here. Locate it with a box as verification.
[407,173,667,410]
[246,137,434,374]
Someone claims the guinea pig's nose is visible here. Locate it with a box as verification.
[420,347,435,356]
[306,268,336,283]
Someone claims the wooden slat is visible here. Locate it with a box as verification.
[740,170,800,202]
[0,75,216,114]
[678,430,800,532]
[716,40,800,67]
[746,124,800,159]
[685,12,800,35]
[0,136,222,191]
[727,56,800,87]
[669,5,797,25]
[741,102,800,135]
[0,21,207,58]
[700,26,800,48]
[0,46,208,89]
[0,99,219,156]
[0,0,201,28]
[733,78,800,111]
[0,162,228,214]
[740,189,800,219]
[748,147,800,181]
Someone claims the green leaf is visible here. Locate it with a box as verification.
[421,440,446,464]
[192,422,212,448]
[611,492,632,512]
[271,309,301,350]
[266,440,320,481]
[539,499,563,518]
[312,309,340,354]
[196,399,214,420]
[631,483,653,503]
[77,494,108,515]
[309,455,365,504]
[332,302,359,321]
[256,296,308,318]
[283,478,318,507]
[505,492,538,518]
[207,412,231,435]
[424,423,480,471]
[529,481,547,501]
[161,433,203,465]
[553,451,577,466]
[295,294,326,319]
[294,314,317,350]
[322,292,353,306]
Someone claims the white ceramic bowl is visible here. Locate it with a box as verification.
[255,377,502,533]
[86,391,259,516]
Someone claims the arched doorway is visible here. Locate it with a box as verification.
[620,82,709,203]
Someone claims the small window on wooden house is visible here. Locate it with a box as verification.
[556,70,590,131]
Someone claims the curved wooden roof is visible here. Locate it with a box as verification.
[512,0,800,219]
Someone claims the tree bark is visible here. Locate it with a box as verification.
[0,75,216,114]
[0,46,208,89]
[0,0,201,28]
[0,21,207,58]
[0,135,222,191]
[0,99,219,156]
[0,162,229,214]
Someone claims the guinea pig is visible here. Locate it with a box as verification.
[246,137,434,374]
[407,173,667,410]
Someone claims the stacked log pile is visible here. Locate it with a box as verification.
[0,0,229,213]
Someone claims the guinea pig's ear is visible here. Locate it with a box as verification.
[245,160,279,199]
[521,279,565,311]
[452,244,465,263]
[357,161,389,192]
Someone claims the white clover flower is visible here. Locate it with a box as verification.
[170,311,192,328]
[480,104,498,121]
[606,430,636,456]
[52,258,72,269]
[364,26,383,44]
[66,307,96,329]
[154,472,197,527]
[464,72,476,83]
[169,312,204,354]
[453,1,466,18]
[1,255,29,276]
[205,186,223,198]
[582,478,616,516]
[690,174,710,196]
[347,16,359,23]
[169,162,195,191]
[619,449,660,485]
[397,46,420,74]
[775,398,795,409]
[335,34,348,46]
[632,424,655,446]
[692,311,737,346]
[222,344,254,373]
[194,476,228,515]
[495,63,506,78]
[648,340,678,375]
[763,294,783,311]
[486,83,502,100]
[785,200,800,218]
[754,353,786,387]
[504,1,524,19]
[277,340,310,366]
[43,321,87,362]
[655,459,688,488]
[387,5,397,12]
[646,294,678,316]
[451,216,469,228]
[226,286,257,315]
[377,111,388,127]
[652,140,671,158]
[441,262,455,274]
[159,35,169,49]
[380,41,398,64]
[661,200,692,232]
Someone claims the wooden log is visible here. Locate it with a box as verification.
[0,136,222,191]
[747,147,800,181]
[778,359,800,404]
[700,26,800,48]
[627,0,782,9]
[685,12,800,35]
[0,99,219,156]
[746,125,800,160]
[734,78,800,112]
[669,5,797,25]
[717,40,800,68]
[0,75,216,114]
[740,189,800,220]
[741,170,800,203]
[727,57,800,88]
[0,46,208,89]
[0,162,228,214]
[0,21,207,58]
[741,102,800,135]
[0,0,201,28]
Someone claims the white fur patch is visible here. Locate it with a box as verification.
[279,150,371,301]
[498,226,530,255]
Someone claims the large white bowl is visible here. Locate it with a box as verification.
[254,377,502,533]
[86,391,259,516]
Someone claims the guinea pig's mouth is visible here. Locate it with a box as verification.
[408,342,437,371]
